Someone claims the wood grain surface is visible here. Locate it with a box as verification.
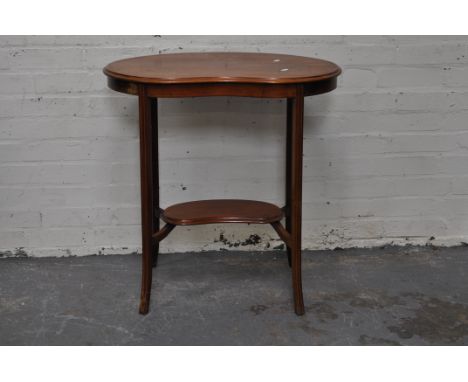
[104,52,341,85]
[161,199,284,225]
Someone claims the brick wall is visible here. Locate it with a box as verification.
[1,36,468,257]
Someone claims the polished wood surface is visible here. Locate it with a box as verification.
[289,87,305,315]
[137,87,154,314]
[104,52,341,85]
[107,76,338,98]
[150,98,160,268]
[104,52,341,317]
[161,199,283,226]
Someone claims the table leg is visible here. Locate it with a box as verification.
[138,89,154,314]
[285,98,293,268]
[151,98,160,268]
[290,86,305,316]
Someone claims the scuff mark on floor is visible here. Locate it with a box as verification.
[387,295,468,344]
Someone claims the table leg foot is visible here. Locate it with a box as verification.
[291,240,304,315]
[294,303,305,316]
[139,253,153,315]
[292,248,305,316]
[139,296,150,315]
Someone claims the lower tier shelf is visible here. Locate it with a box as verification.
[161,199,284,226]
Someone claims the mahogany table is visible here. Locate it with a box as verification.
[104,52,341,316]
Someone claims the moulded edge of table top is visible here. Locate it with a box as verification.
[103,52,342,85]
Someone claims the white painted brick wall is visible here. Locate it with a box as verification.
[1,35,468,257]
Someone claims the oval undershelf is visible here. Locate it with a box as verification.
[161,199,283,226]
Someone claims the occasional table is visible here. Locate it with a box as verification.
[104,52,341,316]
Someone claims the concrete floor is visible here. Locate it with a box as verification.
[0,246,467,345]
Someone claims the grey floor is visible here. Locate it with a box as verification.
[0,246,467,345]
